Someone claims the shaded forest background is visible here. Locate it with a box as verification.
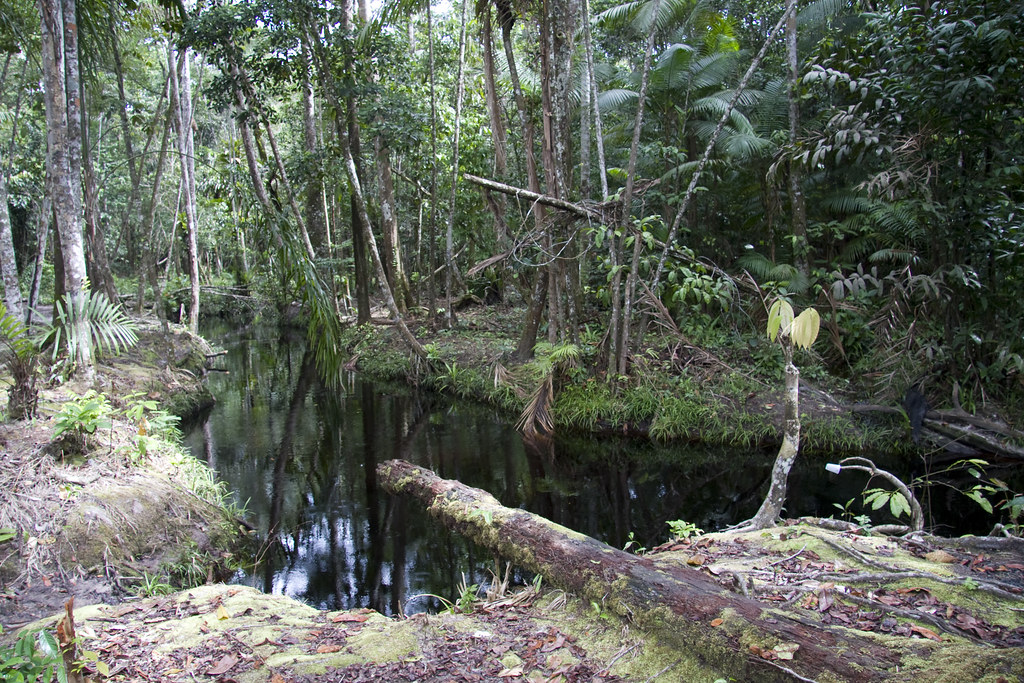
[0,0,1022,413]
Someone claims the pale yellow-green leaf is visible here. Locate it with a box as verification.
[790,308,821,349]
[216,604,230,620]
[767,300,794,342]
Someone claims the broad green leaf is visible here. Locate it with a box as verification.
[791,308,821,349]
[965,490,993,514]
[889,492,910,519]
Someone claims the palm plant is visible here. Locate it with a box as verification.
[0,304,38,419]
[42,288,138,366]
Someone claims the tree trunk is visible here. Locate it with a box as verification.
[80,87,118,303]
[613,0,662,375]
[378,459,926,683]
[749,348,800,529]
[300,35,327,253]
[650,3,795,295]
[480,9,510,250]
[787,0,808,276]
[0,169,22,320]
[26,196,50,324]
[375,136,412,312]
[169,44,201,334]
[443,0,470,328]
[501,7,549,358]
[40,0,93,379]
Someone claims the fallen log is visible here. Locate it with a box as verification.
[378,460,957,682]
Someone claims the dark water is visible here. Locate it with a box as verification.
[183,324,1002,616]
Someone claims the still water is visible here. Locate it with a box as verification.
[183,324,934,615]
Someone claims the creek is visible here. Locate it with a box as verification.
[183,323,987,616]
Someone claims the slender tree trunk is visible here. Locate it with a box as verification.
[81,88,118,303]
[650,3,795,295]
[480,8,509,250]
[137,98,173,315]
[41,0,93,379]
[787,0,808,276]
[169,44,201,334]
[27,196,51,324]
[0,170,21,320]
[426,1,439,319]
[109,11,141,270]
[613,0,662,375]
[340,138,426,359]
[301,35,327,253]
[375,137,412,312]
[443,0,470,328]
[748,347,800,528]
[501,7,549,358]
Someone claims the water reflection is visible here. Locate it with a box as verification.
[184,325,941,615]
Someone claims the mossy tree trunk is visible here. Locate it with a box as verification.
[378,458,930,683]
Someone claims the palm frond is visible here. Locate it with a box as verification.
[516,373,555,439]
[597,88,639,113]
[42,289,138,360]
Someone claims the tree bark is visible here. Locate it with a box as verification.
[613,0,661,375]
[80,87,118,303]
[443,0,470,329]
[463,174,598,219]
[749,348,800,529]
[378,459,926,683]
[0,169,22,320]
[786,0,808,277]
[169,44,200,334]
[40,0,93,379]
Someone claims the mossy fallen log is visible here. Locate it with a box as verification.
[377,459,1024,682]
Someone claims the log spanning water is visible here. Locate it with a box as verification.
[378,458,953,683]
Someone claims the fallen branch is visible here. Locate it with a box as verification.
[463,174,602,221]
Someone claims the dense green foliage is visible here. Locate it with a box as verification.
[0,0,1020,413]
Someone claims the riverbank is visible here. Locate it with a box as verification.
[340,304,904,456]
[0,317,245,629]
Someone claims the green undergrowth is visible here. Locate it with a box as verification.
[340,320,895,456]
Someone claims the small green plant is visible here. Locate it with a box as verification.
[135,572,175,597]
[450,575,480,614]
[863,488,912,520]
[623,532,647,555]
[667,519,704,541]
[121,393,181,462]
[0,627,65,683]
[52,390,113,455]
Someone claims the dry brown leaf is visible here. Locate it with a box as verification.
[331,613,369,623]
[316,644,344,654]
[498,666,523,677]
[910,625,941,641]
[206,653,239,676]
[924,550,956,564]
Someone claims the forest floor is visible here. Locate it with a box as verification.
[3,302,1024,681]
